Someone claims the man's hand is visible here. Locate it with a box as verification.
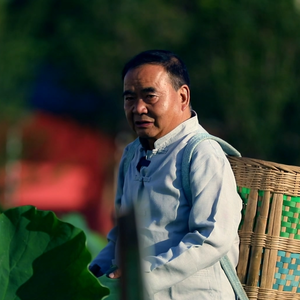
[108,268,122,279]
[89,264,104,277]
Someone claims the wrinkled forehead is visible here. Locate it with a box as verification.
[123,64,172,89]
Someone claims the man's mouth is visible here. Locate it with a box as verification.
[135,120,153,127]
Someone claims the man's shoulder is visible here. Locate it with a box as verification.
[124,138,140,152]
[186,131,240,159]
[184,131,224,157]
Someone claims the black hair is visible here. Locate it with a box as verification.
[121,50,190,90]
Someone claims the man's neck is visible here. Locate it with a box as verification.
[139,137,155,150]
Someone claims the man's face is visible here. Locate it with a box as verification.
[123,64,190,149]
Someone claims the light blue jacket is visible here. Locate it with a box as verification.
[91,112,242,299]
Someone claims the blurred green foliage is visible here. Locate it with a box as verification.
[60,212,107,260]
[0,205,109,300]
[1,0,300,165]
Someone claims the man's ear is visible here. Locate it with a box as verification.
[179,85,190,111]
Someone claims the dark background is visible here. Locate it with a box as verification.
[1,0,300,164]
[1,0,300,234]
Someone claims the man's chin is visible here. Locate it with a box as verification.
[134,131,156,144]
[135,129,152,139]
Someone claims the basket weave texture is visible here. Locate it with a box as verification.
[228,156,300,300]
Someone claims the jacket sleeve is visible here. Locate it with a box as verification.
[89,227,118,274]
[142,141,242,294]
[89,147,128,273]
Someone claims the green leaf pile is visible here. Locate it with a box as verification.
[0,205,109,300]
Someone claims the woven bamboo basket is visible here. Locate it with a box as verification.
[227,156,300,300]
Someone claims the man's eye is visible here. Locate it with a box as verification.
[146,95,155,100]
[125,96,134,101]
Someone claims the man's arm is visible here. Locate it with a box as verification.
[89,227,118,276]
[89,147,130,276]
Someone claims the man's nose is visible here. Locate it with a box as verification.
[133,99,147,114]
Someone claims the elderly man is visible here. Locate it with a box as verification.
[90,50,242,300]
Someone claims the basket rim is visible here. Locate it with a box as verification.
[228,156,300,174]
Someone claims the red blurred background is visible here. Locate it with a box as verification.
[0,111,122,236]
